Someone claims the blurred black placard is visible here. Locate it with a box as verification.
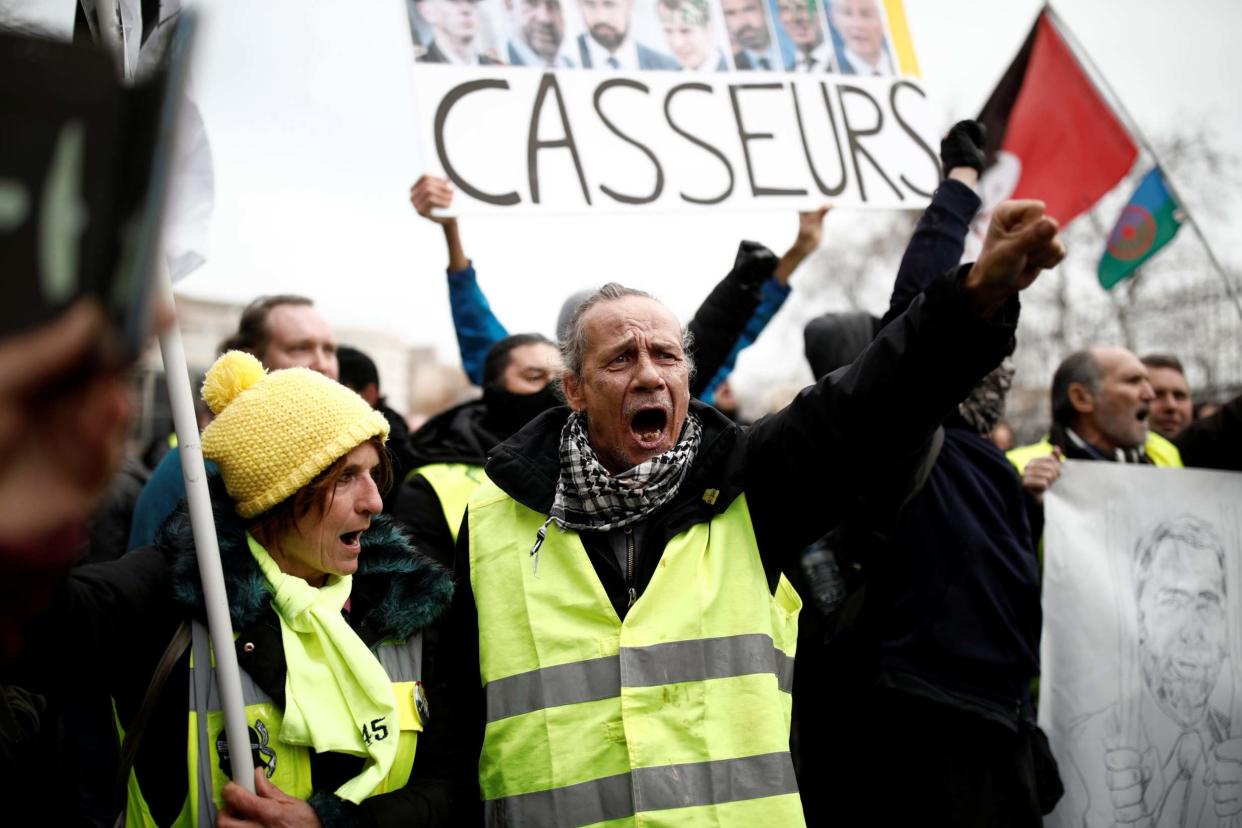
[0,17,193,361]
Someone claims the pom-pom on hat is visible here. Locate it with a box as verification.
[200,351,390,518]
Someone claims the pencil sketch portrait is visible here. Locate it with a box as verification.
[1057,515,1242,827]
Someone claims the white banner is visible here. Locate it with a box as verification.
[406,0,938,214]
[1041,461,1242,828]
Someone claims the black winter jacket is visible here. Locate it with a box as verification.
[867,416,1041,727]
[1176,392,1242,471]
[22,474,457,828]
[845,179,1044,728]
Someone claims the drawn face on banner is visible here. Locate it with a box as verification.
[657,0,716,70]
[578,0,635,50]
[506,0,566,60]
[1136,522,1227,728]
[775,0,823,52]
[828,0,887,72]
[720,0,771,54]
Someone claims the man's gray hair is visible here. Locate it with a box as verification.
[560,283,695,382]
[1134,514,1226,604]
[1050,348,1102,428]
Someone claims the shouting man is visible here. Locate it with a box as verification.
[443,199,1068,825]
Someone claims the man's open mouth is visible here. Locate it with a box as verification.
[1136,407,1150,423]
[630,407,668,449]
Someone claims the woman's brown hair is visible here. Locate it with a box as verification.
[250,436,392,544]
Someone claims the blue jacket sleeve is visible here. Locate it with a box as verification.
[880,180,982,330]
[448,262,509,386]
[699,277,791,405]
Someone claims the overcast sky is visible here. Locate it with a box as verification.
[11,0,1241,372]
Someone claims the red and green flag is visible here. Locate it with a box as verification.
[1098,167,1184,290]
[976,11,1138,227]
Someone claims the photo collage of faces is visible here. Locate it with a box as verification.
[407,0,903,75]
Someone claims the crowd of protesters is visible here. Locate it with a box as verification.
[2,114,1240,828]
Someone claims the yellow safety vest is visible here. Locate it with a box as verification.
[1007,431,1183,474]
[119,622,425,827]
[405,462,487,542]
[469,478,805,827]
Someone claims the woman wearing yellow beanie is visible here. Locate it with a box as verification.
[23,352,456,827]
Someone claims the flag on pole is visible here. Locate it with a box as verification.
[975,11,1137,227]
[1097,167,1184,290]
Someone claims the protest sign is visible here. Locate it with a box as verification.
[1040,461,1242,828]
[407,0,938,214]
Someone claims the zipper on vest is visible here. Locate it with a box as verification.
[624,527,636,607]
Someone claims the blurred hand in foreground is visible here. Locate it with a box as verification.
[0,302,132,547]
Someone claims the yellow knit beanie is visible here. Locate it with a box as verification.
[200,351,390,518]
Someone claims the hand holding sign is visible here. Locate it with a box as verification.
[0,302,132,546]
[774,204,830,285]
[795,205,831,251]
[410,175,456,226]
[410,175,470,272]
[1020,450,1062,505]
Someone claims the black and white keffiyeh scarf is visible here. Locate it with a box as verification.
[529,411,703,567]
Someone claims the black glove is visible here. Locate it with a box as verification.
[939,120,986,177]
[727,240,779,292]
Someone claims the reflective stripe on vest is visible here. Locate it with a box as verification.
[470,480,804,827]
[490,751,799,826]
[485,633,795,723]
[124,622,426,826]
[406,462,486,542]
[188,621,273,826]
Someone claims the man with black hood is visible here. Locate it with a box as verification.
[809,122,1063,827]
[390,333,563,568]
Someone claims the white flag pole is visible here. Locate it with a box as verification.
[98,0,256,793]
[158,270,256,793]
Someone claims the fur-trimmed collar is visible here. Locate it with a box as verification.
[157,473,453,642]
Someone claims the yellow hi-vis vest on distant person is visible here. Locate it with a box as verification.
[469,478,805,827]
[118,623,425,827]
[405,462,487,542]
[1006,431,1183,474]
